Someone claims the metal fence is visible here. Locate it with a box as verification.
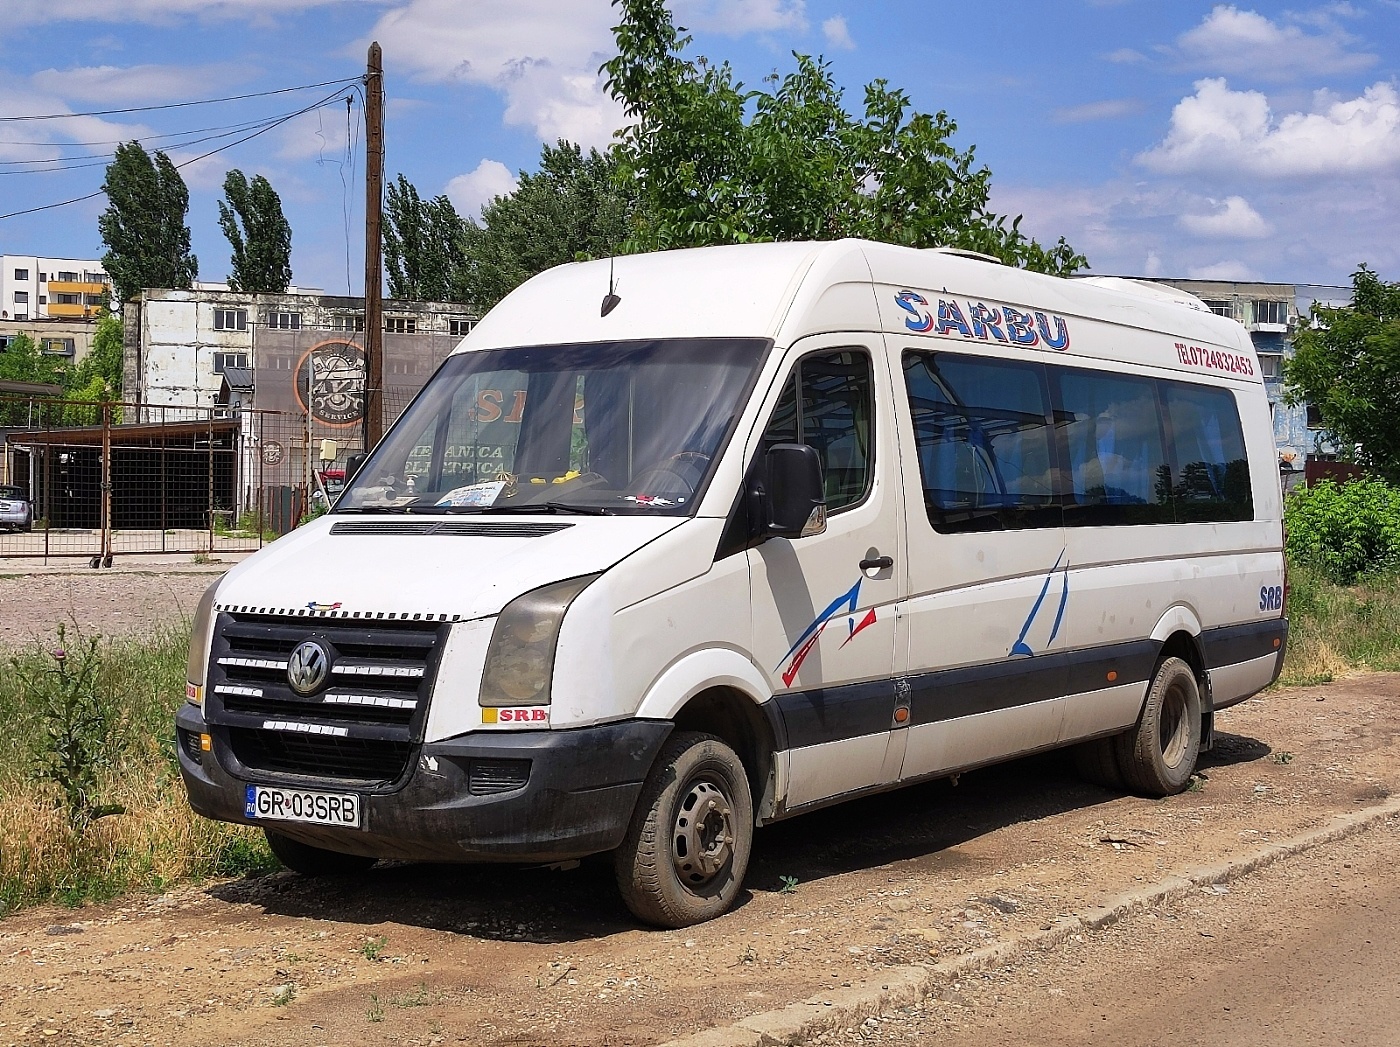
[0,395,317,563]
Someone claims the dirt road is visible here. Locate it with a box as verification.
[0,567,227,646]
[825,813,1400,1047]
[1,671,1396,1046]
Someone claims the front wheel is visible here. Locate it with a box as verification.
[1114,656,1203,797]
[614,731,753,928]
[264,829,377,876]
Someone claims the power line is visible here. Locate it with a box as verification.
[0,76,361,123]
[0,113,296,161]
[0,88,352,221]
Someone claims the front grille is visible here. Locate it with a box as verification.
[468,758,531,795]
[229,728,413,781]
[204,612,447,786]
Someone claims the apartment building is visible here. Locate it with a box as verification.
[0,255,112,321]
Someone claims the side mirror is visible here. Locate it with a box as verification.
[765,443,826,539]
[344,452,368,485]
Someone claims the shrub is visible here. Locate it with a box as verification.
[1284,478,1400,584]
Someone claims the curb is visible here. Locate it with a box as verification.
[660,796,1400,1047]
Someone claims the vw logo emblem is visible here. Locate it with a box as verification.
[287,640,330,696]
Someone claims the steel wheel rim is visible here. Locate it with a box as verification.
[1159,680,1191,768]
[671,776,735,889]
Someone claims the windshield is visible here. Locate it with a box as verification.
[337,338,769,516]
[0,486,24,500]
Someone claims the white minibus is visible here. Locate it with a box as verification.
[178,240,1287,927]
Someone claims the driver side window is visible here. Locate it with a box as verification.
[759,349,874,513]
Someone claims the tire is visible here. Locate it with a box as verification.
[1114,656,1202,797]
[264,829,377,876]
[614,731,753,928]
[1073,734,1125,790]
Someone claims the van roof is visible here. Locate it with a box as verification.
[456,239,1249,359]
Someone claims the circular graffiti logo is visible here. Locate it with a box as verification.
[294,340,366,427]
[261,441,284,466]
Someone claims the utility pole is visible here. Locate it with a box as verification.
[363,41,385,451]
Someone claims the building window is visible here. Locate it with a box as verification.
[54,293,80,305]
[266,311,301,330]
[41,338,76,356]
[1255,300,1288,326]
[213,308,248,331]
[1306,404,1323,429]
[13,268,28,282]
[1258,354,1283,379]
[384,316,417,334]
[1203,300,1232,317]
[14,313,27,322]
[13,291,27,304]
[448,317,473,337]
[37,296,46,305]
[84,272,107,284]
[56,270,79,282]
[332,313,365,332]
[213,352,249,374]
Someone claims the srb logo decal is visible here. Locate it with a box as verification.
[1260,585,1284,612]
[483,706,549,724]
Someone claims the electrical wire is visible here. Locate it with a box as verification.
[0,112,301,162]
[0,77,361,123]
[0,87,352,221]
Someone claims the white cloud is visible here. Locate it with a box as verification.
[445,159,518,218]
[673,0,807,35]
[1052,99,1141,124]
[362,0,623,148]
[1137,78,1400,178]
[821,15,855,51]
[1178,195,1271,238]
[275,105,355,163]
[1175,5,1376,81]
[1187,259,1263,280]
[4,0,374,26]
[1143,251,1164,278]
[30,64,247,104]
[1105,48,1147,64]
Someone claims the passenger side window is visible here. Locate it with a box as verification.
[760,350,873,512]
[903,351,1059,532]
[1056,370,1172,526]
[1161,383,1253,522]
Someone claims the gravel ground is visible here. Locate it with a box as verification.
[0,564,238,647]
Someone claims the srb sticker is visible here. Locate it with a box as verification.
[482,706,550,724]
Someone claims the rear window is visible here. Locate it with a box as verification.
[0,486,24,500]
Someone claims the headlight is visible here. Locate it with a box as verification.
[479,574,600,708]
[185,582,219,709]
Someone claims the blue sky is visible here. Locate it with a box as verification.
[2,0,1397,294]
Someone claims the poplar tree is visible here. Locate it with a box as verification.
[218,170,293,293]
[98,142,198,305]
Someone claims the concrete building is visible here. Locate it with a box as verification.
[0,315,105,367]
[1,255,111,321]
[1139,278,1350,472]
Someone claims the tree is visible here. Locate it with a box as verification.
[463,141,637,310]
[0,333,69,426]
[1285,265,1400,483]
[218,170,293,293]
[61,313,125,425]
[383,174,465,302]
[603,0,1085,274]
[98,142,198,305]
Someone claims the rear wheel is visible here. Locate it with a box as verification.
[1114,656,1202,797]
[264,829,377,876]
[615,731,753,928]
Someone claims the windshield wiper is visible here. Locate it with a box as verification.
[479,501,615,516]
[332,505,415,514]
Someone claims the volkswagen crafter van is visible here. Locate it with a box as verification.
[177,240,1287,927]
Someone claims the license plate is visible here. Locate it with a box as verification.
[245,785,362,828]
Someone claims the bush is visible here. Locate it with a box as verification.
[1284,478,1400,584]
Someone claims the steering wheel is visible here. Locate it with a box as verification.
[631,451,712,501]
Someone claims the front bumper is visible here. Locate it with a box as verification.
[176,703,672,863]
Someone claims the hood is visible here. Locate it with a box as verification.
[211,513,685,622]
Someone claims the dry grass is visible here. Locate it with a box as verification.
[1279,564,1400,686]
[0,623,273,914]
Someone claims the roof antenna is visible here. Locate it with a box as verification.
[601,257,621,317]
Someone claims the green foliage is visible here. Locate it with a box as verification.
[603,0,1086,273]
[1285,265,1400,482]
[99,142,198,305]
[19,625,126,831]
[384,174,466,302]
[218,169,293,294]
[1281,562,1400,685]
[463,141,637,311]
[1284,479,1400,584]
[359,935,388,961]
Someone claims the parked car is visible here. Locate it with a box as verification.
[0,484,32,532]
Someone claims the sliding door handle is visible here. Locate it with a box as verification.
[860,554,894,571]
